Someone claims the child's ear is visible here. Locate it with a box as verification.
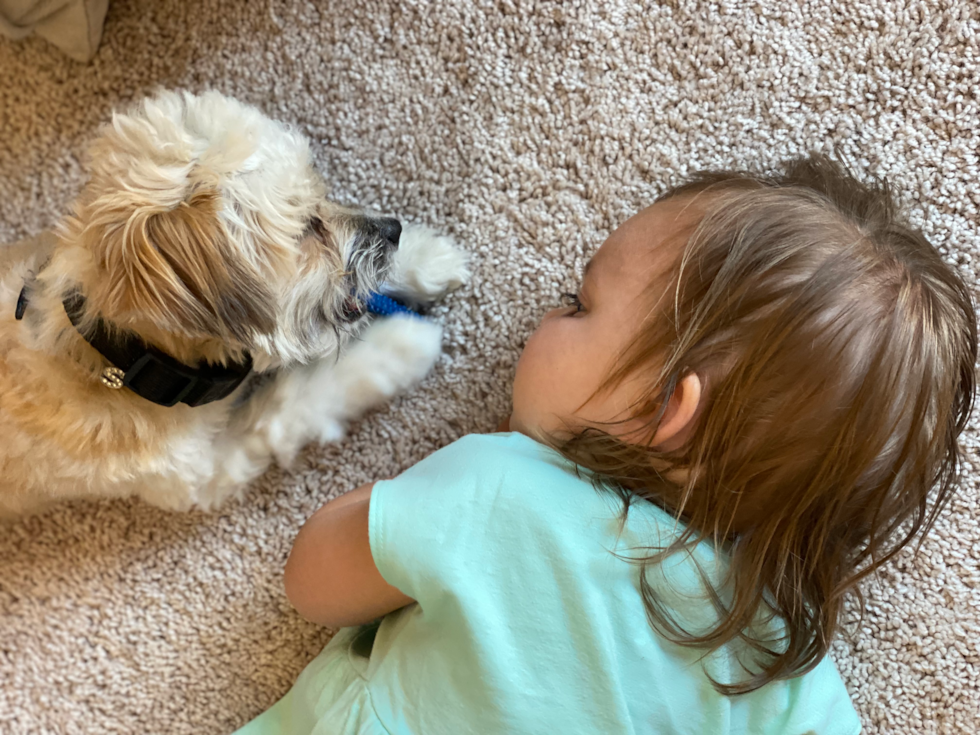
[651,372,703,451]
[86,188,276,341]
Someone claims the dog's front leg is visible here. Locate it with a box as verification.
[384,225,470,305]
[238,314,443,472]
[305,315,444,440]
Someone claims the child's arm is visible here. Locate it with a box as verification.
[284,483,414,628]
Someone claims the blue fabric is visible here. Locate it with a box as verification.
[365,292,422,318]
[235,432,861,735]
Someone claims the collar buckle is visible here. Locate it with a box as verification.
[62,291,253,408]
[124,351,201,407]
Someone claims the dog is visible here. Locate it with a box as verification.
[0,90,469,516]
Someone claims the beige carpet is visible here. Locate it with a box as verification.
[1,1,978,733]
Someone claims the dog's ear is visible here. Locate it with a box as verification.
[87,188,276,341]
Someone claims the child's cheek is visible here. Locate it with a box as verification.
[513,327,546,394]
[512,323,560,425]
[520,319,564,374]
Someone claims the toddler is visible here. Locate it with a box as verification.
[236,154,977,734]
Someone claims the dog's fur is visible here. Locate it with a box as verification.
[0,90,469,516]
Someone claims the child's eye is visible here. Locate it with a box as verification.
[561,292,585,314]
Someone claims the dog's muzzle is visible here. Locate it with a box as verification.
[341,216,402,321]
[309,214,402,324]
[341,295,367,323]
[365,217,402,248]
[353,216,401,268]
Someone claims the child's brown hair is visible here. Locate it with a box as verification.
[556,154,977,694]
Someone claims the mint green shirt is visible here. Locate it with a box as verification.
[236,432,861,735]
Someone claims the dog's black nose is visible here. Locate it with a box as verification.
[375,217,402,248]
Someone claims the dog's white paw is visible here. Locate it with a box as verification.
[325,315,443,422]
[387,225,470,304]
[352,315,444,390]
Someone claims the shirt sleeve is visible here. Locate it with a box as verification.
[367,433,522,604]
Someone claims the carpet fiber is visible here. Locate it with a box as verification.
[1,1,978,733]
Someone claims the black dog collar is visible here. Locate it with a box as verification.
[44,290,254,408]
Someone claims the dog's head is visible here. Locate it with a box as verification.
[52,89,399,370]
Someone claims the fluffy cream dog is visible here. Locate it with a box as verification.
[0,90,469,516]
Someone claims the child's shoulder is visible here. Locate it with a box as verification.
[434,431,572,474]
[437,432,675,516]
[408,431,609,518]
[446,430,547,452]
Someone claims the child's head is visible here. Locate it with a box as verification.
[512,153,978,693]
[512,193,706,456]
